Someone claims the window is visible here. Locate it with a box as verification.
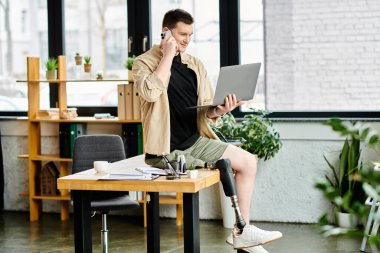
[64,0,128,107]
[240,0,265,111]
[106,28,128,70]
[151,0,220,88]
[21,9,27,33]
[0,0,48,111]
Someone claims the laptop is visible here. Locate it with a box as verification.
[187,62,261,109]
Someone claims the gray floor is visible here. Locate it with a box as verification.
[0,211,368,253]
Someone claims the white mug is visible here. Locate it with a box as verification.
[94,161,109,174]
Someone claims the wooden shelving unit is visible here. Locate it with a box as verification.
[22,56,136,221]
[22,55,183,225]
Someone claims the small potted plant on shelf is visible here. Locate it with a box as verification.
[74,53,82,65]
[45,57,58,80]
[84,56,92,73]
[124,55,136,80]
[96,71,103,80]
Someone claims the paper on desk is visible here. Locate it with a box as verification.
[135,166,187,175]
[100,172,159,180]
[135,166,168,175]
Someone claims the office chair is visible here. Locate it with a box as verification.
[72,135,139,253]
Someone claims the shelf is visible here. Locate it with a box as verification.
[17,79,133,83]
[29,117,142,123]
[19,116,142,123]
[21,192,70,200]
[18,154,29,159]
[32,194,70,201]
[29,155,72,162]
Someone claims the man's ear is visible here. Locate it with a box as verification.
[162,27,170,32]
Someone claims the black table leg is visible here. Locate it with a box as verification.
[73,190,92,253]
[183,192,200,253]
[146,192,160,253]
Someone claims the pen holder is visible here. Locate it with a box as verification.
[165,161,180,180]
[177,154,186,173]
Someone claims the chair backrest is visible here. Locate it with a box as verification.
[72,135,126,173]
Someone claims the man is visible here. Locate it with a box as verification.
[132,9,282,253]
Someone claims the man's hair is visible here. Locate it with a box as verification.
[162,9,194,29]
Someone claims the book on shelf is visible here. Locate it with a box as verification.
[117,85,126,120]
[37,108,60,120]
[117,84,139,120]
[132,85,141,120]
[122,123,143,158]
[59,123,87,158]
[125,84,133,120]
[137,123,143,155]
[60,108,78,119]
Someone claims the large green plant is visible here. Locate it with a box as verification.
[239,111,282,160]
[315,118,380,239]
[210,110,282,161]
[211,112,239,140]
[315,135,364,213]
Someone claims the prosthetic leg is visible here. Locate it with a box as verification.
[213,158,246,234]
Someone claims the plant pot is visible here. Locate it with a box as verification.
[219,182,235,228]
[128,70,134,81]
[186,170,198,179]
[46,70,56,80]
[336,212,357,228]
[74,55,82,65]
[84,64,92,73]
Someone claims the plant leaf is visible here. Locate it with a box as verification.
[323,155,338,186]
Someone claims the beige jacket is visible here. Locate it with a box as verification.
[132,45,219,155]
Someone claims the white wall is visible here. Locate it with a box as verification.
[2,120,379,223]
[265,0,380,110]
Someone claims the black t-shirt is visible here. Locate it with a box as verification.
[167,54,199,151]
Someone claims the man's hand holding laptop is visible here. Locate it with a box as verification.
[206,94,246,119]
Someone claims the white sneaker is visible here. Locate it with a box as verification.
[232,225,282,249]
[242,246,270,253]
[226,233,270,253]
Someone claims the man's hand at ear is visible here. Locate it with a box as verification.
[160,29,177,57]
[155,28,178,83]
